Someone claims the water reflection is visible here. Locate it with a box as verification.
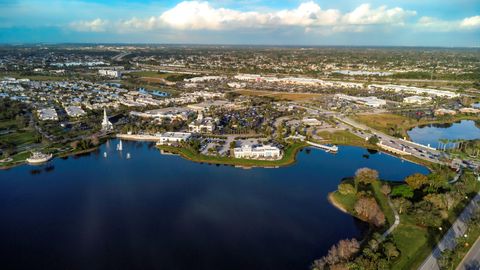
[0,140,428,270]
[407,120,480,148]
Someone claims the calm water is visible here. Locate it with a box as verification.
[407,120,480,148]
[0,140,428,270]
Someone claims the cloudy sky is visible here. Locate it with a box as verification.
[0,0,479,46]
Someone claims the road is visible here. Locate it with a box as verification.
[456,236,480,270]
[337,115,446,165]
[112,52,130,61]
[418,193,480,270]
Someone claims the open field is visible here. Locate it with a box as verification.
[0,129,38,146]
[129,71,171,78]
[235,89,322,101]
[0,71,68,81]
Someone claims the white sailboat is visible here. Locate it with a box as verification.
[104,152,107,158]
[126,153,131,159]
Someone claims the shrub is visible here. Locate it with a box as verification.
[338,183,356,195]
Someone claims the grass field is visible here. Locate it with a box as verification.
[391,215,433,270]
[129,71,171,78]
[235,89,322,101]
[316,130,375,148]
[0,129,38,146]
[0,72,67,81]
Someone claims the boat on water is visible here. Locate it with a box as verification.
[126,153,131,159]
[26,152,53,165]
[104,152,107,158]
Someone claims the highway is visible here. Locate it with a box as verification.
[112,51,130,61]
[336,115,447,165]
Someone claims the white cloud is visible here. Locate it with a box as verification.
[460,15,480,29]
[69,1,417,33]
[416,15,480,32]
[342,4,416,25]
[70,18,108,32]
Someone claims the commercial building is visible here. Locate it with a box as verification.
[37,108,58,121]
[65,105,86,117]
[156,132,192,145]
[335,94,387,108]
[233,144,282,160]
[434,108,457,116]
[403,96,432,105]
[368,84,459,98]
[188,112,216,133]
[98,69,122,78]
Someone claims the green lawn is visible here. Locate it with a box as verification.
[0,119,17,130]
[372,181,395,226]
[0,129,37,146]
[391,215,433,270]
[330,191,357,212]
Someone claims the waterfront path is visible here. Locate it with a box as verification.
[381,197,400,240]
[418,193,480,270]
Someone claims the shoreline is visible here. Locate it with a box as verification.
[0,146,100,170]
[327,192,349,214]
[0,136,434,171]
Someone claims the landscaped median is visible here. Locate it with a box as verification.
[156,142,307,168]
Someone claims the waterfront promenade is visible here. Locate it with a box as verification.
[116,134,160,142]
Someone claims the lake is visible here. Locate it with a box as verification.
[0,140,428,270]
[407,120,480,148]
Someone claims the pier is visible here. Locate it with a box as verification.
[306,141,338,153]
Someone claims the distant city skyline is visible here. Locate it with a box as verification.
[0,0,479,46]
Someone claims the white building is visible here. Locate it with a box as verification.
[98,69,122,78]
[233,144,282,160]
[101,108,113,131]
[37,108,58,121]
[368,84,459,98]
[184,76,224,83]
[156,132,192,145]
[65,105,86,117]
[335,94,387,108]
[403,96,432,105]
[188,112,216,133]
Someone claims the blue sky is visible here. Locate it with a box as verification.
[0,0,479,46]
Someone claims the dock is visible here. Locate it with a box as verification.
[306,141,339,153]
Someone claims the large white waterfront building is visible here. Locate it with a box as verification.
[156,132,192,146]
[233,144,282,160]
